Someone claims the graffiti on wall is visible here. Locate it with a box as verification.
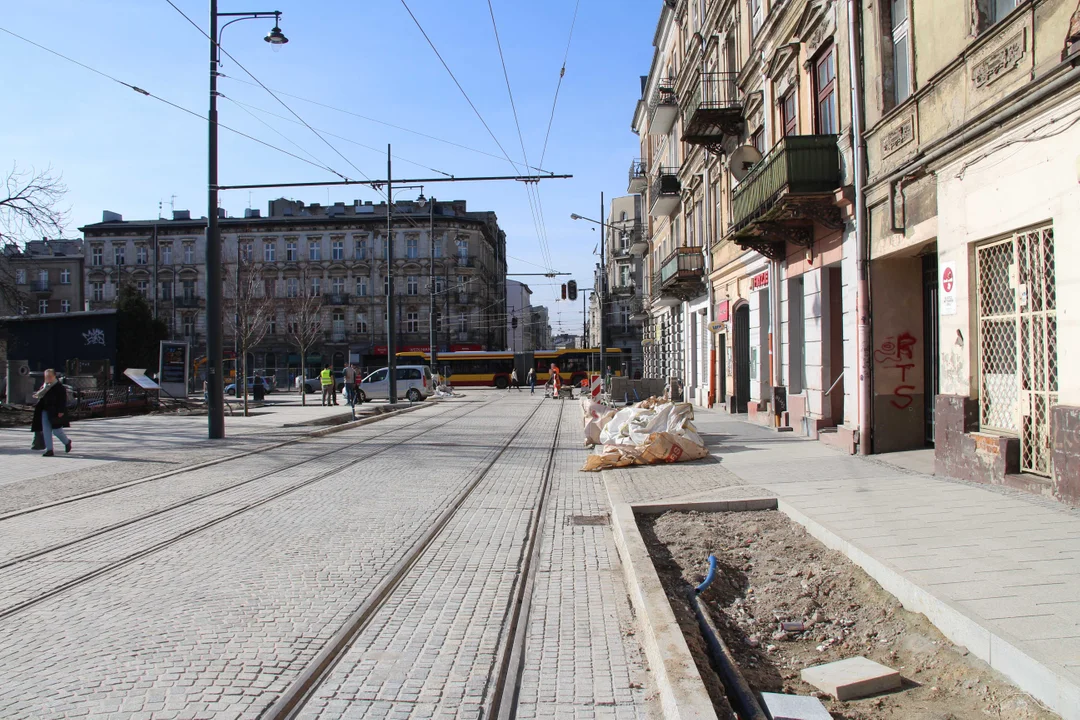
[875,331,917,409]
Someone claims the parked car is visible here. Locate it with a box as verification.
[357,365,434,403]
[225,376,270,396]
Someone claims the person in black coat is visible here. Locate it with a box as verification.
[31,369,72,457]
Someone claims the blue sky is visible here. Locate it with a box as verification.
[1,0,659,336]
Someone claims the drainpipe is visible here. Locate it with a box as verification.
[704,162,715,407]
[847,0,871,454]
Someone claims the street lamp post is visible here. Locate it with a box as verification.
[416,191,438,382]
[571,194,617,389]
[206,3,286,439]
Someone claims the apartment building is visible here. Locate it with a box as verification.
[588,195,645,377]
[858,0,1080,498]
[79,199,507,383]
[0,239,84,317]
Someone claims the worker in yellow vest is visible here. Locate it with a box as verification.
[320,365,336,407]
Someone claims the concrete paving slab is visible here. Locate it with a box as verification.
[799,656,901,701]
[759,692,832,720]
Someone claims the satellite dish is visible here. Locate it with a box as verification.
[729,145,763,182]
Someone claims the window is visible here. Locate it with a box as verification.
[161,281,173,300]
[264,279,274,298]
[38,269,48,286]
[15,269,26,285]
[332,277,345,294]
[286,241,298,261]
[357,276,369,296]
[268,317,277,335]
[380,236,389,259]
[61,299,71,313]
[60,269,71,285]
[891,0,911,105]
[264,241,276,262]
[161,243,172,265]
[814,45,837,135]
[458,312,468,332]
[989,0,1020,25]
[114,245,126,265]
[781,89,798,137]
[750,0,763,37]
[286,277,299,298]
[356,312,368,333]
[137,280,149,298]
[241,242,253,263]
[406,311,419,333]
[332,240,344,260]
[407,237,418,259]
[309,240,321,261]
[620,264,632,287]
[182,280,196,300]
[435,277,445,294]
[91,282,104,301]
[433,238,443,258]
[91,246,103,266]
[407,275,418,295]
[456,238,469,260]
[38,299,49,314]
[356,237,368,259]
[311,276,322,296]
[332,311,345,339]
[183,314,195,337]
[136,246,148,265]
[751,127,765,154]
[383,273,389,296]
[183,244,194,264]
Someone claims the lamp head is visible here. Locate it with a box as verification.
[570,213,582,220]
[416,192,427,207]
[265,25,288,46]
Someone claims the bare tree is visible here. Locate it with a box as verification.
[284,284,323,407]
[225,260,275,416]
[0,164,69,313]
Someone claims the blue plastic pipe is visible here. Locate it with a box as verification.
[695,555,718,594]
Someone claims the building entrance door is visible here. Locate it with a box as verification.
[922,252,939,446]
[975,225,1057,476]
[734,304,750,413]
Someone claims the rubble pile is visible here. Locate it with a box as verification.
[580,397,709,472]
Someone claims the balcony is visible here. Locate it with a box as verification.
[610,282,636,298]
[656,246,705,304]
[627,159,647,194]
[729,135,844,260]
[649,167,681,217]
[455,255,475,268]
[176,296,201,308]
[629,295,649,322]
[630,228,649,257]
[648,77,678,136]
[325,293,350,306]
[681,72,743,154]
[30,281,51,295]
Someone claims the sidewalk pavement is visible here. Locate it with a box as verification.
[610,405,1080,720]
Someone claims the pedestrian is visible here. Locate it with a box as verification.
[550,363,561,398]
[527,367,536,394]
[343,363,357,406]
[510,368,520,391]
[32,369,71,457]
[320,365,334,406]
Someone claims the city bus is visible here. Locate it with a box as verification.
[396,348,625,389]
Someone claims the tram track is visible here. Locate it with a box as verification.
[258,399,565,720]
[0,398,494,622]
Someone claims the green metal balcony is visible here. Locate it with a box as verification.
[730,135,841,233]
[681,72,743,154]
[653,246,705,304]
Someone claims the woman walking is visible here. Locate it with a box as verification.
[32,369,71,457]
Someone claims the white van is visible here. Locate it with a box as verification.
[357,365,434,402]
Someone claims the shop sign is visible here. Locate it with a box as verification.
[708,321,724,334]
[750,269,770,291]
[716,299,730,322]
[940,262,957,316]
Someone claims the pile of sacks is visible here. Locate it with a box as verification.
[580,396,709,472]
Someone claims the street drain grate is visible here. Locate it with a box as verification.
[569,514,609,526]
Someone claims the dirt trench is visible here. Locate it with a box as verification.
[641,509,1060,720]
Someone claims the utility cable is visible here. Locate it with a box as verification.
[163,0,365,184]
[539,0,580,168]
[0,25,345,178]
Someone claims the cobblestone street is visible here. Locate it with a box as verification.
[0,392,654,719]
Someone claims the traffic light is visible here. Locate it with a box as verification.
[561,283,567,300]
[511,316,518,329]
[567,280,578,301]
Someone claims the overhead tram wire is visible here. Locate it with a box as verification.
[398,0,555,272]
[220,96,453,177]
[162,0,370,186]
[0,26,347,180]
[484,0,555,274]
[224,96,339,175]
[221,75,550,174]
[539,0,581,168]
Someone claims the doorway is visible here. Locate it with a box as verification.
[922,252,939,445]
[827,267,845,426]
[734,304,750,413]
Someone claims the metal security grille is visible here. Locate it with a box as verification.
[975,225,1057,475]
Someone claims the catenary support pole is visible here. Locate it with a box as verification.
[206,0,225,439]
[387,144,397,404]
[428,195,437,380]
[848,0,871,454]
[599,192,606,385]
